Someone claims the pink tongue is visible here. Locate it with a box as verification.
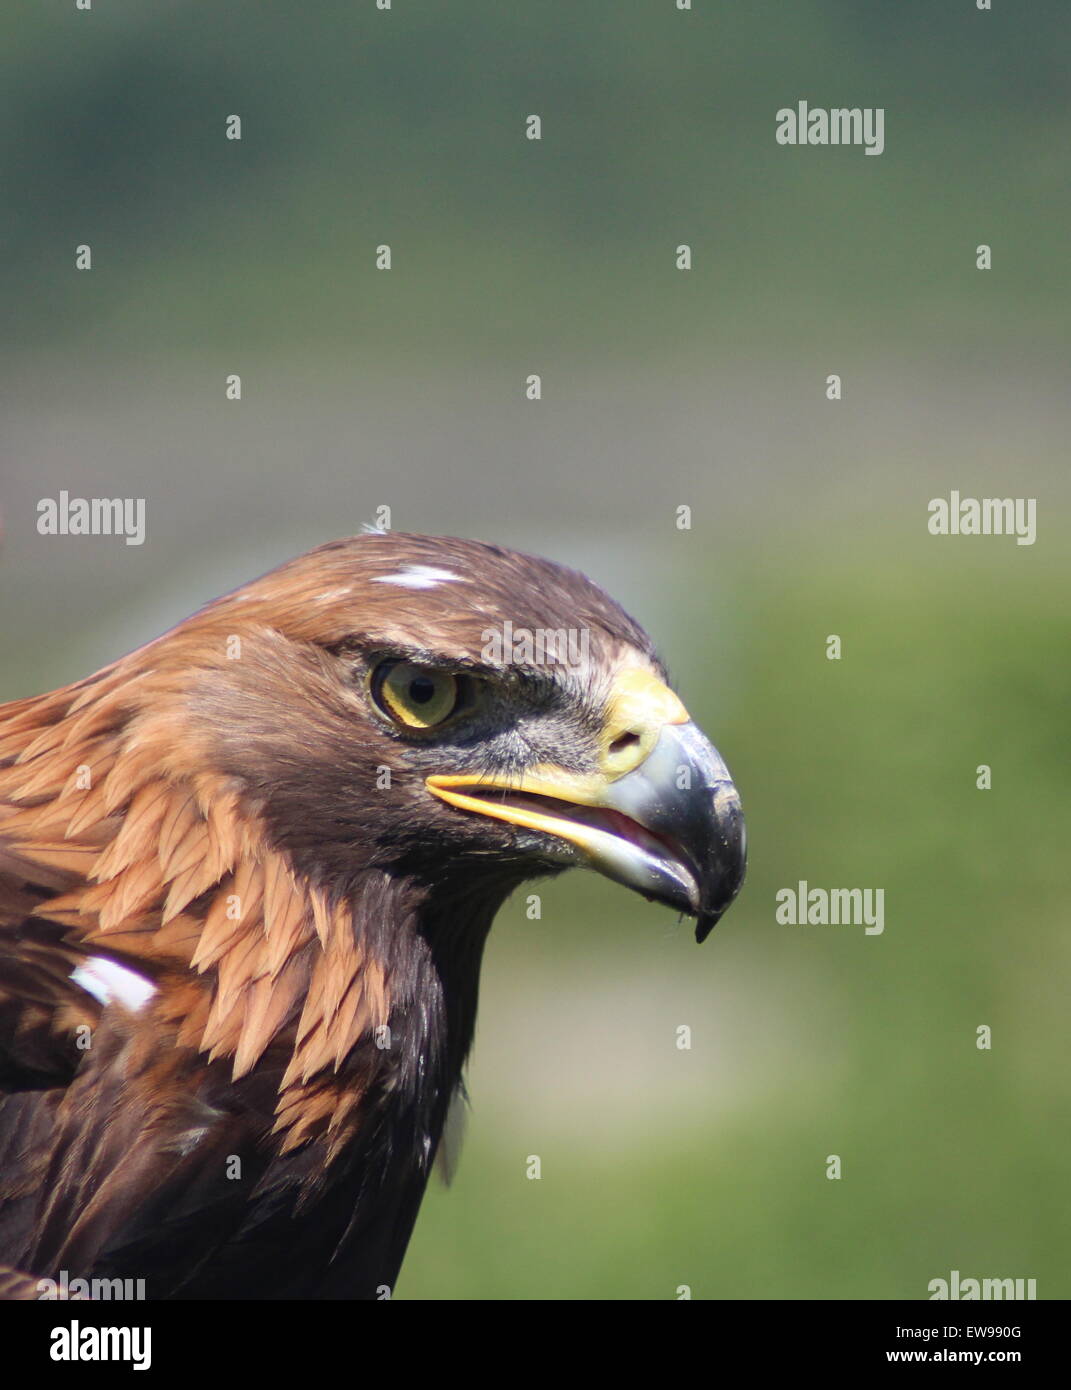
[597,808,644,841]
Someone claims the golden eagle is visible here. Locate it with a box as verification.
[0,533,745,1298]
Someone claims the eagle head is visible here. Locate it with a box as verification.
[175,531,746,944]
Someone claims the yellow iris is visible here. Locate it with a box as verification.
[373,661,459,729]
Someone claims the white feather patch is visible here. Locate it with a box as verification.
[71,956,157,1012]
[372,565,464,590]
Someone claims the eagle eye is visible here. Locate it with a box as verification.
[370,660,461,730]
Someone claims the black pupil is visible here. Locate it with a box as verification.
[409,676,437,706]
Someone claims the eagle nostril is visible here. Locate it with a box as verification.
[608,731,642,756]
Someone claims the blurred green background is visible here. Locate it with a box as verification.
[2,2,1067,1298]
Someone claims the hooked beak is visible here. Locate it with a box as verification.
[426,669,746,941]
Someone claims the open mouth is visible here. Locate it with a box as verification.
[468,787,685,862]
[425,778,703,917]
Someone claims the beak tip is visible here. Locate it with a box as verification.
[694,915,715,944]
[694,907,725,944]
[693,830,747,944]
